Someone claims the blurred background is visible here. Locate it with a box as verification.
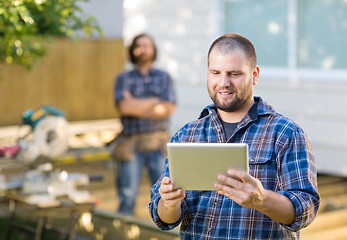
[1,0,347,239]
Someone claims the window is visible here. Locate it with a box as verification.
[298,0,347,69]
[225,0,288,67]
[225,0,347,70]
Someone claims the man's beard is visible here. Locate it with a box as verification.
[208,89,252,112]
[211,95,244,112]
[135,54,154,65]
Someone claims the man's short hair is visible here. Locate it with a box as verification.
[208,33,257,67]
[128,33,157,65]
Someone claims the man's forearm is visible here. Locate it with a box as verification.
[157,198,182,224]
[120,98,176,119]
[257,190,295,225]
[143,101,176,119]
[118,97,160,117]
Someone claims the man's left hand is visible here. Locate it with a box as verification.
[215,169,266,209]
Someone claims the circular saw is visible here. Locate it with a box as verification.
[18,106,70,163]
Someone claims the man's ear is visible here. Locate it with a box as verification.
[252,65,260,85]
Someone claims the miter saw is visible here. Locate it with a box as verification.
[0,106,96,204]
[16,105,70,163]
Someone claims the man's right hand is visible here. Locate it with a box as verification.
[158,177,186,224]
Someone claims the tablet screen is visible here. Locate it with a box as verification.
[167,142,249,190]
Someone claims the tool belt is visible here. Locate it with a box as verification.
[111,130,170,162]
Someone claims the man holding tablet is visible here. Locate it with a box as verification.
[149,33,320,239]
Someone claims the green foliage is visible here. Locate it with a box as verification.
[0,0,103,70]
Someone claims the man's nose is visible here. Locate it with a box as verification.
[219,74,231,87]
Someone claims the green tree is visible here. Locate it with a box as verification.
[0,0,103,70]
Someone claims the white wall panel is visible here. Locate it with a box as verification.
[79,0,123,38]
[255,78,347,176]
[123,0,347,176]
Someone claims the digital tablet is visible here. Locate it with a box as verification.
[167,142,249,190]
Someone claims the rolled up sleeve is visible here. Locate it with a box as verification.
[149,191,187,230]
[276,130,320,231]
[279,190,320,231]
[148,155,186,230]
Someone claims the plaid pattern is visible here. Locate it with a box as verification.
[149,97,320,240]
[115,68,176,134]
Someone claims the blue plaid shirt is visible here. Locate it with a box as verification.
[115,68,176,134]
[149,97,320,240]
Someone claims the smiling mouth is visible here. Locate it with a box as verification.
[219,91,234,96]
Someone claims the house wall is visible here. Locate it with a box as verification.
[123,0,347,176]
[79,0,124,38]
[123,0,219,131]
[254,77,347,176]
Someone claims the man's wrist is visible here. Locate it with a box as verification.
[158,198,182,224]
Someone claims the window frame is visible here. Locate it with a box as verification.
[219,0,347,83]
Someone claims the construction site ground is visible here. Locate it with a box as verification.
[1,119,347,239]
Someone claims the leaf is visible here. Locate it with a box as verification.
[0,0,103,71]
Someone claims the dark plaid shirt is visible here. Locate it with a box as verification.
[149,97,320,240]
[115,68,176,134]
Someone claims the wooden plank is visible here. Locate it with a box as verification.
[301,208,347,234]
[301,225,347,240]
[320,195,347,212]
[318,182,347,198]
[318,174,347,185]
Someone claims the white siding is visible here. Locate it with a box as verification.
[79,0,123,38]
[123,0,347,176]
[255,77,347,176]
[123,0,221,133]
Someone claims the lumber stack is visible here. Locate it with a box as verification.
[301,174,347,240]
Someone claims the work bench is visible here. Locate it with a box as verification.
[4,193,94,240]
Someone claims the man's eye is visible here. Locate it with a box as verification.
[231,72,241,76]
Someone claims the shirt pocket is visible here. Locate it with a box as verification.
[148,84,164,98]
[248,149,273,165]
[248,152,277,190]
[249,155,272,165]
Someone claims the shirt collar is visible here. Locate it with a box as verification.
[133,67,155,76]
[198,96,276,121]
